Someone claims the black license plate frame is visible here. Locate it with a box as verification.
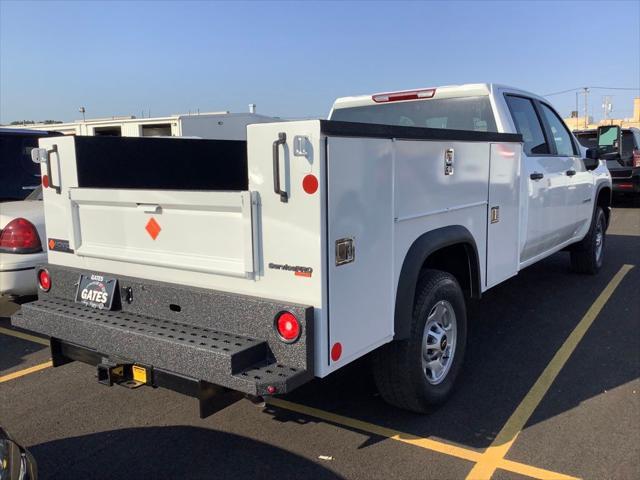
[75,274,118,310]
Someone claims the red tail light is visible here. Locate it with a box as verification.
[0,218,42,253]
[38,269,51,291]
[372,88,436,103]
[632,149,640,168]
[274,312,301,342]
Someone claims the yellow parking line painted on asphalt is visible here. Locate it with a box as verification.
[466,264,634,480]
[269,397,481,461]
[0,326,49,346]
[499,458,581,480]
[0,361,52,384]
[268,398,579,480]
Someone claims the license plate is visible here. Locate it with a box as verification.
[75,274,118,310]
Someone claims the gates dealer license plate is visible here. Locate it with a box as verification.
[75,274,117,310]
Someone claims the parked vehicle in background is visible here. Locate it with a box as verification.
[3,111,276,140]
[0,128,59,297]
[0,187,46,297]
[14,84,612,415]
[0,128,61,201]
[574,127,640,195]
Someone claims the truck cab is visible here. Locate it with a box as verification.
[329,84,612,270]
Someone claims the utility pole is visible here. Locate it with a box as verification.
[602,96,612,122]
[583,87,589,128]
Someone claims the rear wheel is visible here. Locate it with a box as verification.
[570,206,606,275]
[372,270,467,413]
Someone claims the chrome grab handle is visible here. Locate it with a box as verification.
[45,145,61,194]
[273,132,288,203]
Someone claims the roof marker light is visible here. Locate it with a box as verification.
[372,88,436,103]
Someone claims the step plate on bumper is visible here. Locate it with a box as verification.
[13,297,312,396]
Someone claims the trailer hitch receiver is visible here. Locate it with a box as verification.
[97,362,150,388]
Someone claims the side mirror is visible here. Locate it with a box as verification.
[597,125,621,160]
[583,148,600,170]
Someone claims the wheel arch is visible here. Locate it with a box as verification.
[595,183,612,228]
[394,225,481,340]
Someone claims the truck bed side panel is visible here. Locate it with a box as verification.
[393,140,490,296]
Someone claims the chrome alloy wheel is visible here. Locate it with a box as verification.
[421,300,457,385]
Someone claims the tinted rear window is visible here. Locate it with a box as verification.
[74,136,248,191]
[621,131,635,160]
[576,130,634,160]
[575,132,597,149]
[0,133,42,201]
[330,96,497,132]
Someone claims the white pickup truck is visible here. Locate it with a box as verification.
[14,83,612,415]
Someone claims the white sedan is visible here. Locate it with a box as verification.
[0,188,46,297]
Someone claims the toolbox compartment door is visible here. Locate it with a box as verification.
[485,143,521,288]
[326,137,394,365]
[68,188,257,278]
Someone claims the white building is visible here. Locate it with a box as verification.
[7,110,277,140]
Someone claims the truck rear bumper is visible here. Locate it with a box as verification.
[611,168,640,193]
[612,173,640,193]
[48,337,247,418]
[12,265,314,398]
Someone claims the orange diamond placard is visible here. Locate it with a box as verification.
[145,217,161,240]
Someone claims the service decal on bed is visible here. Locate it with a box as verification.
[268,263,313,278]
[47,238,74,253]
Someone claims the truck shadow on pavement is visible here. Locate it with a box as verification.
[612,194,640,209]
[0,335,47,373]
[276,235,639,451]
[30,426,343,480]
[0,296,48,373]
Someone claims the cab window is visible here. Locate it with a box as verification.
[621,131,635,161]
[330,96,498,132]
[539,103,577,156]
[505,95,550,155]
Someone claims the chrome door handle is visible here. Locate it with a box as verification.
[530,172,544,180]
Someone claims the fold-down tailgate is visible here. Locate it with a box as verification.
[68,188,257,278]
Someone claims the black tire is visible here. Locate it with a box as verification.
[372,270,467,413]
[570,206,606,275]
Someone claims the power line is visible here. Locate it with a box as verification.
[544,86,639,96]
[590,86,640,90]
[544,88,582,96]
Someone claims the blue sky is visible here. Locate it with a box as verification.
[1,0,638,123]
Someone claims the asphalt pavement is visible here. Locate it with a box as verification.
[1,197,638,480]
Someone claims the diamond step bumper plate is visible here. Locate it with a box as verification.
[13,298,312,395]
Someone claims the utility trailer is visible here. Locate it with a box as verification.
[14,84,612,414]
